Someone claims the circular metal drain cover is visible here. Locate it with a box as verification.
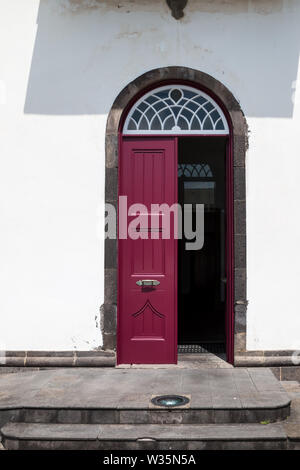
[151,395,190,407]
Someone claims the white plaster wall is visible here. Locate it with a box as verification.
[0,0,299,350]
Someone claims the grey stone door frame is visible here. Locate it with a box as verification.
[102,67,248,363]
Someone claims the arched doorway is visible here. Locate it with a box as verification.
[102,67,247,366]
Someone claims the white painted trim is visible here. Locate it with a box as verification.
[123,85,229,135]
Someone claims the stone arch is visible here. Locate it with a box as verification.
[102,67,248,363]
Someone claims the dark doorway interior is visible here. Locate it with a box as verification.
[178,137,227,354]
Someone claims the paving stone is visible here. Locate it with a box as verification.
[57,410,83,424]
[189,394,213,409]
[280,366,300,381]
[89,409,119,424]
[148,411,186,425]
[23,409,57,423]
[248,368,282,391]
[120,410,149,424]
[17,440,102,450]
[212,396,242,409]
[96,423,286,441]
[285,398,300,423]
[281,381,300,388]
[0,410,20,427]
[0,367,291,425]
[116,394,152,409]
[287,441,300,450]
[2,422,100,440]
[281,381,300,399]
[1,422,289,450]
[284,422,300,440]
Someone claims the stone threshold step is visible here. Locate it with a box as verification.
[3,403,290,425]
[1,422,288,450]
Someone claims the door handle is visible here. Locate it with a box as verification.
[136,280,161,287]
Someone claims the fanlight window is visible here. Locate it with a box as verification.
[178,163,213,178]
[123,85,229,135]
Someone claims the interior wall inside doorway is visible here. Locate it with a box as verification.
[178,137,227,351]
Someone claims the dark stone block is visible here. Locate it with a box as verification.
[181,409,214,424]
[233,135,246,167]
[228,409,248,424]
[102,333,116,350]
[264,350,295,357]
[235,349,265,357]
[3,438,19,450]
[132,69,168,92]
[234,268,246,302]
[234,332,246,353]
[90,409,119,424]
[106,106,124,135]
[203,441,286,451]
[57,410,82,424]
[18,440,101,450]
[120,410,149,424]
[25,357,73,367]
[26,351,74,357]
[4,351,26,357]
[280,367,300,382]
[3,357,25,367]
[0,410,20,428]
[234,200,246,235]
[104,238,117,269]
[105,134,118,169]
[148,411,184,425]
[158,441,189,450]
[75,356,115,367]
[234,167,246,201]
[263,357,299,367]
[0,366,55,374]
[234,234,246,270]
[288,441,300,450]
[242,409,274,424]
[213,410,231,424]
[105,167,118,203]
[96,440,141,451]
[234,303,247,334]
[100,303,117,335]
[231,109,249,137]
[78,410,90,424]
[136,440,158,451]
[235,355,266,367]
[76,350,115,357]
[104,268,117,304]
[24,409,57,424]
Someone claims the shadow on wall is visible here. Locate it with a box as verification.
[24,0,299,117]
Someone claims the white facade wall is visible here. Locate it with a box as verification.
[0,0,300,351]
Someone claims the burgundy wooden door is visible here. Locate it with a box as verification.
[118,138,177,364]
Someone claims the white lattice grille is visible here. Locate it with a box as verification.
[123,85,229,135]
[178,163,213,178]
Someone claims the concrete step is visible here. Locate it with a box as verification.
[4,400,290,426]
[0,368,291,427]
[1,422,289,450]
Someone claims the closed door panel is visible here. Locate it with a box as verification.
[118,138,177,364]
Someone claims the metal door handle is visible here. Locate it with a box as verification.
[136,280,160,287]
